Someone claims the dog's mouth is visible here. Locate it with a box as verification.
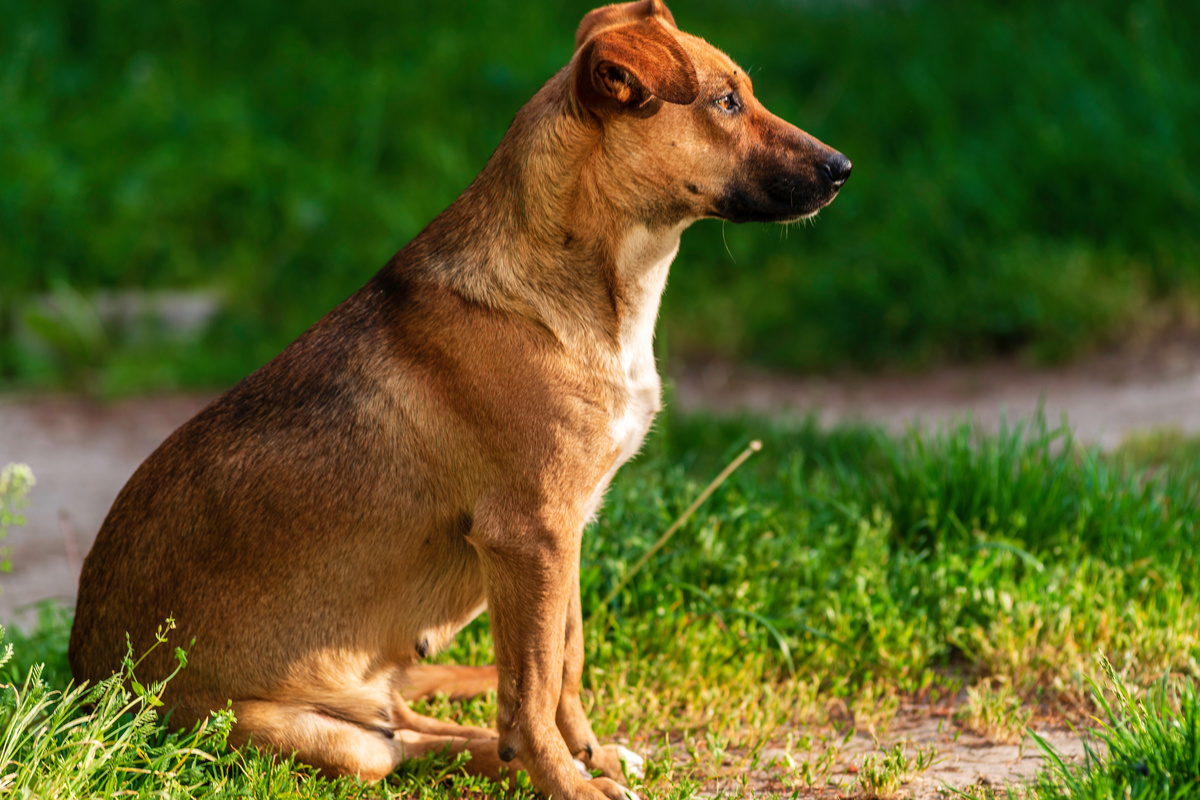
[712,178,843,224]
[712,158,850,225]
[711,149,851,225]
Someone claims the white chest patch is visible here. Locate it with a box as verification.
[583,227,682,521]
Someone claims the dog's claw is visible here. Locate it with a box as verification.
[616,745,645,779]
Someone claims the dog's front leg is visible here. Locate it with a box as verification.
[474,505,630,800]
[557,577,642,784]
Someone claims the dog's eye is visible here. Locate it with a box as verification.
[714,91,741,113]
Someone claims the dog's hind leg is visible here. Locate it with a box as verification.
[230,699,507,781]
[390,693,497,740]
[399,664,498,701]
[391,729,521,783]
[229,700,405,781]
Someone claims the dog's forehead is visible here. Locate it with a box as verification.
[675,31,747,90]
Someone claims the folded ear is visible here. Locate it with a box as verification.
[576,0,678,50]
[574,17,698,111]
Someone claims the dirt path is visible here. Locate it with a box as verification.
[735,711,1088,798]
[1,393,215,622]
[673,337,1200,447]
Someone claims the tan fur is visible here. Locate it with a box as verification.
[69,3,849,798]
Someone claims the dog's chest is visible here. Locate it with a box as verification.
[584,343,660,523]
[583,236,676,519]
[609,337,661,467]
[610,237,674,460]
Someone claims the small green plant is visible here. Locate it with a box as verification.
[857,742,938,799]
[777,730,843,791]
[946,783,1036,799]
[0,463,34,574]
[960,681,1032,745]
[0,619,238,796]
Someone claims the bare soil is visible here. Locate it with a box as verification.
[673,331,1200,447]
[732,710,1088,798]
[1,393,215,623]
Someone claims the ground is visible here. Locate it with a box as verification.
[714,710,1088,798]
[674,331,1200,446]
[6,343,1195,796]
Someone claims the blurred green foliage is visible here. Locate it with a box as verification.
[1,0,1197,390]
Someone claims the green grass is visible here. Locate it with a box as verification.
[3,411,1200,795]
[1029,657,1200,800]
[2,0,1199,391]
[956,657,1200,799]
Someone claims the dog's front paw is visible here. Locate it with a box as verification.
[577,743,644,784]
[589,776,639,800]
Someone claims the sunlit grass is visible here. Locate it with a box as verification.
[3,411,1200,795]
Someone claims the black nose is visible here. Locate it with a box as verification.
[822,152,852,187]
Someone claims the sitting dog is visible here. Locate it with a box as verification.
[69,1,850,797]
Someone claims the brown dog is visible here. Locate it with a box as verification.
[69,1,849,797]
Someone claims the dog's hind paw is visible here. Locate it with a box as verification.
[615,745,645,779]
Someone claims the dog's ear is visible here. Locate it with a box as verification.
[576,0,678,50]
[575,17,698,111]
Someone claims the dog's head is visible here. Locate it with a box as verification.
[572,0,850,224]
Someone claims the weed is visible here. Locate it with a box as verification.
[960,681,1033,745]
[1113,427,1200,482]
[851,682,902,740]
[0,621,238,797]
[857,741,938,799]
[777,730,843,792]
[0,464,34,574]
[948,783,1037,800]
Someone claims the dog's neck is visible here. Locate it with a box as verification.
[402,68,691,357]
